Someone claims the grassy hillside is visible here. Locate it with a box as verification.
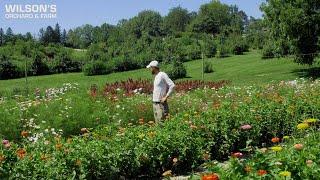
[0,51,318,96]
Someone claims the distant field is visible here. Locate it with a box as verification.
[0,51,318,96]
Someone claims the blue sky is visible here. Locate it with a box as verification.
[0,0,265,35]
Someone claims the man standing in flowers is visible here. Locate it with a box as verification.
[147,60,175,123]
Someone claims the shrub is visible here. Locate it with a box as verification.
[54,50,82,73]
[83,61,113,76]
[0,55,19,80]
[216,45,229,58]
[262,42,276,59]
[31,54,50,75]
[166,60,187,80]
[184,44,201,61]
[112,55,140,72]
[204,61,214,73]
[232,41,249,55]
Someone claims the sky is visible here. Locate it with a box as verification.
[0,0,266,35]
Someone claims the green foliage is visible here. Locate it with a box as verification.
[0,55,19,80]
[53,49,82,73]
[83,61,113,76]
[166,60,187,80]
[262,0,320,65]
[216,44,229,58]
[31,53,50,75]
[262,42,277,59]
[246,18,268,49]
[225,34,249,55]
[112,55,140,72]
[204,61,214,73]
[164,6,191,33]
[189,0,232,34]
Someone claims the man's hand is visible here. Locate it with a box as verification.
[161,96,168,103]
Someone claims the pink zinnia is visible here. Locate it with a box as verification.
[240,124,252,130]
[232,152,243,158]
[2,139,9,145]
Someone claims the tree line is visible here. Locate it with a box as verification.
[0,0,319,80]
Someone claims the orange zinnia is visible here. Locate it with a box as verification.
[257,170,267,176]
[55,143,63,150]
[0,154,5,162]
[16,148,27,159]
[138,118,144,125]
[271,137,280,143]
[21,130,29,138]
[294,144,303,150]
[202,173,220,180]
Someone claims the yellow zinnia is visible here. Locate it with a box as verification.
[304,118,318,124]
[279,171,291,177]
[297,123,309,130]
[271,146,283,152]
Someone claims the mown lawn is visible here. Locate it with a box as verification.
[0,51,318,96]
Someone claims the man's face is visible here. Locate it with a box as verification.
[151,67,158,75]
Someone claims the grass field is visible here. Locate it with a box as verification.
[0,51,318,96]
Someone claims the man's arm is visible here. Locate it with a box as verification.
[161,73,175,102]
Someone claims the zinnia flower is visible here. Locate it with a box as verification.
[304,118,318,124]
[201,173,219,180]
[16,148,27,159]
[2,140,9,145]
[294,144,303,150]
[274,161,283,166]
[271,137,280,143]
[306,160,313,167]
[0,154,5,163]
[271,146,283,152]
[240,124,252,130]
[257,170,267,176]
[162,170,172,177]
[172,157,178,164]
[259,148,268,153]
[138,118,144,125]
[55,143,63,150]
[279,171,291,177]
[80,128,88,133]
[21,130,29,138]
[297,123,309,130]
[231,152,243,158]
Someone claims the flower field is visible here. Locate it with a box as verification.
[0,79,319,179]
